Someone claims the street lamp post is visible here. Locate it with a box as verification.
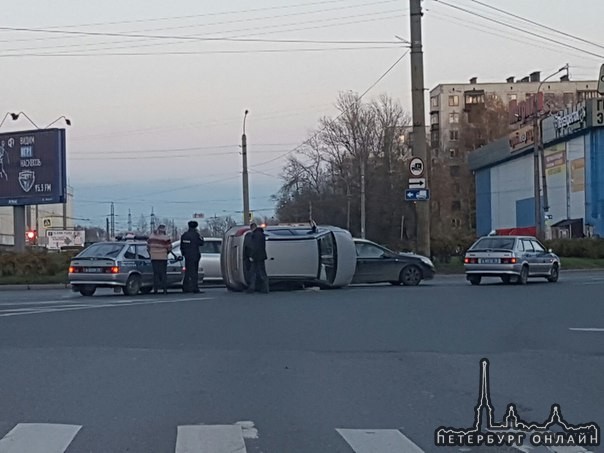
[532,64,568,240]
[242,110,250,225]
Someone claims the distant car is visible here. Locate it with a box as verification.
[171,237,222,283]
[351,238,435,286]
[68,236,198,296]
[463,235,560,285]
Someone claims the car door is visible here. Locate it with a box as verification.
[200,240,221,280]
[520,239,538,274]
[530,239,549,274]
[135,245,153,286]
[354,242,398,283]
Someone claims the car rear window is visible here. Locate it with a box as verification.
[77,243,124,258]
[470,237,516,250]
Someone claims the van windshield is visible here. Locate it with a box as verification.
[470,237,516,251]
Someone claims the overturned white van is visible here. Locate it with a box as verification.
[220,224,357,291]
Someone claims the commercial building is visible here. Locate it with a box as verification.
[428,72,600,236]
[469,98,604,238]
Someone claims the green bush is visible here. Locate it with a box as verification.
[543,238,604,258]
[0,249,77,278]
[430,235,476,263]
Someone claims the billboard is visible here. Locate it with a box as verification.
[0,128,66,206]
[508,125,534,153]
[46,230,85,250]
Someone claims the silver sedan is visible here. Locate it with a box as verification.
[463,235,561,285]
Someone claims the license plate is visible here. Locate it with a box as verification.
[85,267,103,273]
[479,258,500,264]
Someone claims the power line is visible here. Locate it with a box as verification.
[0,46,403,58]
[466,0,604,52]
[0,24,401,45]
[432,0,604,59]
[251,49,411,169]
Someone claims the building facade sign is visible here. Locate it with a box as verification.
[588,97,604,128]
[541,102,587,143]
[509,125,534,153]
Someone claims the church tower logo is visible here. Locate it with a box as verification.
[435,359,600,448]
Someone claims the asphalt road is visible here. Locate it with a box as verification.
[0,272,602,453]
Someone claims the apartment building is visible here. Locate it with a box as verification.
[428,71,600,237]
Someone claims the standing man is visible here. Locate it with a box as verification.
[147,224,172,294]
[243,223,257,286]
[180,220,204,293]
[247,226,269,293]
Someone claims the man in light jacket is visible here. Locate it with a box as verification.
[147,224,172,294]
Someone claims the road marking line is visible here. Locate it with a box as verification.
[175,425,247,453]
[569,328,604,332]
[0,423,81,453]
[336,429,424,453]
[0,298,214,318]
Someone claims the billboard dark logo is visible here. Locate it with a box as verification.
[435,359,600,448]
[18,170,35,193]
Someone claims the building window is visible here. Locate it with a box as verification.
[430,130,439,147]
[449,148,459,158]
[448,95,459,107]
[449,112,459,124]
[508,93,517,102]
[430,112,440,125]
[449,130,459,141]
[465,93,485,104]
[451,200,461,211]
[563,92,574,105]
[430,96,439,108]
[451,218,461,228]
[450,165,460,177]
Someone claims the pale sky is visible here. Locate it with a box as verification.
[0,0,602,229]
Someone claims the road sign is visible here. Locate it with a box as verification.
[43,218,52,228]
[408,177,426,189]
[405,189,430,201]
[598,64,604,95]
[408,157,425,177]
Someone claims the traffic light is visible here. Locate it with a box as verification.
[25,230,37,244]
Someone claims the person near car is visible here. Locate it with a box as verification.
[147,224,172,294]
[243,223,257,286]
[247,226,269,293]
[180,220,204,293]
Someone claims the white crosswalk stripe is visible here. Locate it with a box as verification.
[175,425,247,453]
[0,423,82,453]
[336,428,424,453]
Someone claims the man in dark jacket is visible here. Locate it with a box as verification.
[243,223,257,285]
[180,220,204,293]
[246,226,269,293]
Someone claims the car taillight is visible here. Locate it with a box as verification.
[110,266,119,273]
[69,266,76,273]
[501,258,517,264]
[464,257,478,264]
[235,227,250,237]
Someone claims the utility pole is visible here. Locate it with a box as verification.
[110,202,115,238]
[106,217,110,241]
[360,159,366,238]
[150,207,156,232]
[309,200,313,221]
[127,209,132,232]
[242,110,250,225]
[409,0,430,257]
[532,109,543,240]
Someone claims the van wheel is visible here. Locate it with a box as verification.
[400,265,422,286]
[547,264,559,282]
[123,275,142,296]
[517,265,529,285]
[79,285,96,297]
[468,275,481,286]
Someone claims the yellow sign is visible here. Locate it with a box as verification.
[544,144,566,176]
[571,158,585,192]
[509,125,534,153]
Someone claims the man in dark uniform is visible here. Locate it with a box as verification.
[243,223,257,285]
[180,220,204,293]
[247,226,269,293]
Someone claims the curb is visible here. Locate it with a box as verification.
[0,284,69,291]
